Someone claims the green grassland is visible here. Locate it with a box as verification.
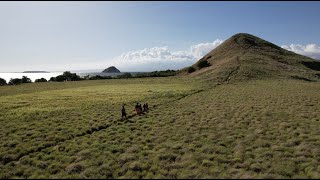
[1,77,320,178]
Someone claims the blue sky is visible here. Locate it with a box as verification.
[0,1,320,72]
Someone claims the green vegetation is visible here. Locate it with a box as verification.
[0,77,6,86]
[2,70,178,87]
[116,73,133,79]
[180,33,320,83]
[8,78,22,85]
[51,71,82,82]
[21,76,32,84]
[187,66,196,73]
[35,78,48,83]
[0,76,320,178]
[86,75,113,80]
[197,60,211,69]
[1,33,320,178]
[8,76,32,85]
[1,71,83,86]
[135,70,177,78]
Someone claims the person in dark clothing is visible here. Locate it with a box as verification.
[145,103,149,112]
[143,104,147,112]
[139,104,143,115]
[121,105,126,119]
[135,103,142,115]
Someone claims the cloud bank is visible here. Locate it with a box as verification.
[112,40,320,72]
[113,39,224,72]
[281,44,320,60]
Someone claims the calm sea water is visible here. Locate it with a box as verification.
[0,72,144,83]
[0,72,64,82]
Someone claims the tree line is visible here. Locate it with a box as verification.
[0,71,82,86]
[0,70,177,86]
[0,76,32,86]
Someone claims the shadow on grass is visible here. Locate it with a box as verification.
[302,61,320,71]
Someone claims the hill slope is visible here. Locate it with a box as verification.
[102,66,121,73]
[1,78,320,178]
[180,33,320,83]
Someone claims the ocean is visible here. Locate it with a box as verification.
[0,71,145,83]
[0,72,64,82]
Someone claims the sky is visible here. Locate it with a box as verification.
[0,1,320,72]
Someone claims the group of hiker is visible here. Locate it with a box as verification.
[121,103,149,119]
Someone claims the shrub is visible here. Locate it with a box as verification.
[135,70,177,78]
[187,66,196,73]
[89,75,113,80]
[55,75,67,82]
[63,71,81,81]
[0,77,6,86]
[8,76,32,85]
[8,78,22,85]
[117,73,133,79]
[35,78,48,83]
[21,76,32,83]
[197,60,211,69]
[51,71,82,82]
[49,77,57,82]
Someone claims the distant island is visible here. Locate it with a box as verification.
[102,66,121,73]
[23,71,50,73]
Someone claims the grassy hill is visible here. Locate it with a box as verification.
[1,33,320,178]
[0,77,320,178]
[179,33,320,84]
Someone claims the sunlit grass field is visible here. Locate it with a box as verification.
[0,77,320,178]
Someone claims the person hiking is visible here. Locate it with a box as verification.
[143,104,147,112]
[139,104,143,115]
[121,105,126,119]
[135,103,142,115]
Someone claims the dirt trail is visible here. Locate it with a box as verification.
[224,56,241,83]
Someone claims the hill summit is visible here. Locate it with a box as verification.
[102,66,121,73]
[180,33,320,83]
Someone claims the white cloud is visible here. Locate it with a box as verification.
[112,40,320,72]
[112,39,224,71]
[190,39,224,59]
[281,44,320,60]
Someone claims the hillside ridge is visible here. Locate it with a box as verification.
[180,33,320,83]
[102,66,121,73]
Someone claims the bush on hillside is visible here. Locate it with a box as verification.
[9,78,22,85]
[187,66,196,73]
[50,71,82,82]
[117,73,133,79]
[62,71,81,81]
[49,77,56,82]
[88,75,113,80]
[8,76,31,85]
[135,70,177,78]
[21,76,32,83]
[35,78,48,82]
[0,77,6,86]
[197,60,211,69]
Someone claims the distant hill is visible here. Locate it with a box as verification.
[102,66,121,73]
[179,33,320,83]
[23,71,50,73]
